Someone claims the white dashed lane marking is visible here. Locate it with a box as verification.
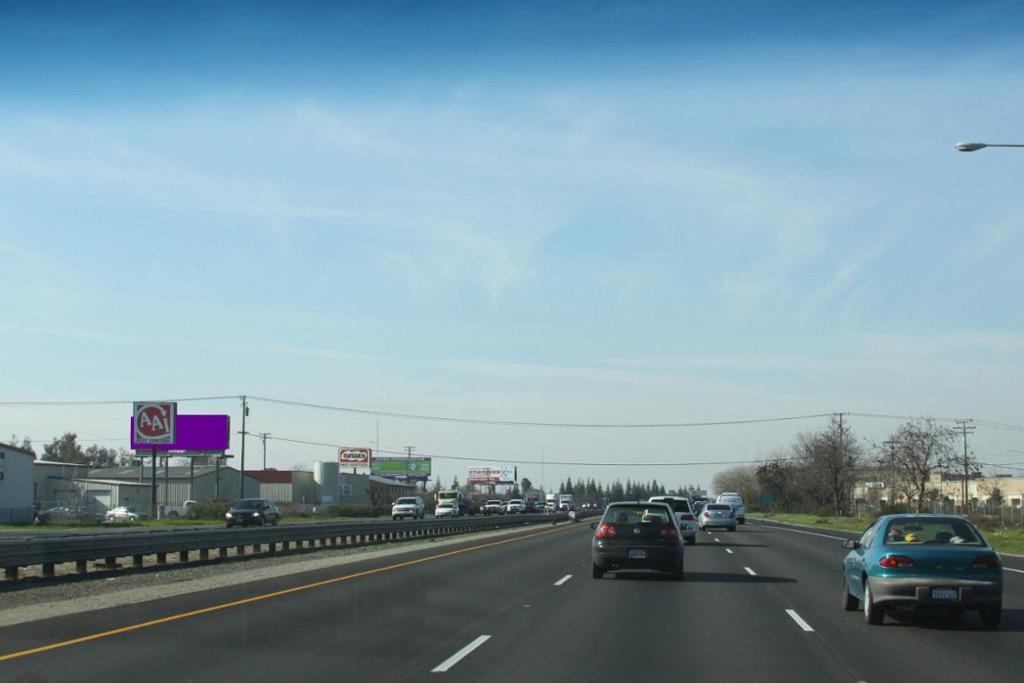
[785,609,814,632]
[554,574,573,586]
[744,566,757,576]
[432,635,491,673]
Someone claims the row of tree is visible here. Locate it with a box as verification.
[431,474,702,505]
[712,417,974,516]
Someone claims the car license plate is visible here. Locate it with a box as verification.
[628,549,646,559]
[931,587,958,601]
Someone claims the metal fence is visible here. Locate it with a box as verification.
[853,500,1024,527]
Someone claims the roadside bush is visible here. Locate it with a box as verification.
[967,512,995,531]
[322,504,377,518]
[186,499,232,520]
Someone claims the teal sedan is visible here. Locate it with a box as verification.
[841,514,1003,628]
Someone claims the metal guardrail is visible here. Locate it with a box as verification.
[0,513,582,581]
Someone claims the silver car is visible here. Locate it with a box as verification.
[698,503,737,532]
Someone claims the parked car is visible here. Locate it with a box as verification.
[649,496,697,545]
[841,514,1003,627]
[591,501,684,580]
[716,492,746,524]
[225,498,280,527]
[391,496,425,520]
[104,506,140,523]
[482,500,505,515]
[435,502,458,518]
[698,503,737,532]
[505,499,525,514]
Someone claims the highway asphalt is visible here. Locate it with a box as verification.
[0,519,1021,682]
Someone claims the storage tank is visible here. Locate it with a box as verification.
[314,461,340,504]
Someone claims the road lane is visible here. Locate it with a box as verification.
[735,521,1024,682]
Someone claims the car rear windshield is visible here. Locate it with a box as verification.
[706,504,731,511]
[395,498,418,504]
[651,498,691,513]
[602,505,672,525]
[882,518,983,545]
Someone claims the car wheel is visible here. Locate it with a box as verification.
[729,526,736,532]
[863,579,884,625]
[592,564,604,579]
[686,537,696,545]
[842,575,859,611]
[672,563,685,581]
[980,604,1002,629]
[272,517,279,526]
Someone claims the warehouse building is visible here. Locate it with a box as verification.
[0,443,35,524]
[247,469,318,504]
[86,463,259,508]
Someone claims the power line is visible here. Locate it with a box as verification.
[248,395,833,429]
[262,433,786,467]
[0,395,239,406]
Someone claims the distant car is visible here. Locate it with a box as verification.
[692,500,707,515]
[104,507,140,523]
[505,499,525,514]
[698,503,736,532]
[841,514,1003,628]
[225,498,280,527]
[391,496,425,520]
[592,501,684,580]
[649,496,697,545]
[435,502,458,518]
[716,492,746,524]
[482,500,505,515]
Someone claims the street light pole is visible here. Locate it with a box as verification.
[956,141,1024,152]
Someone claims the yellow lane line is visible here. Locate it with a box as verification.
[0,524,574,663]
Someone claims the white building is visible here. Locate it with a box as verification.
[0,443,35,524]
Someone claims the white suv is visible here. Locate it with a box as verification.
[392,496,425,520]
[505,499,525,514]
[716,492,746,524]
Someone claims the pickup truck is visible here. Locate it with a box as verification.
[392,496,425,520]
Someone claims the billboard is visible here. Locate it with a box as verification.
[131,414,230,452]
[133,402,177,445]
[467,466,515,484]
[372,457,432,480]
[338,447,372,470]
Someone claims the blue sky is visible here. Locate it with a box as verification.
[2,1,1023,491]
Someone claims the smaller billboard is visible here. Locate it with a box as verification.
[339,447,372,470]
[372,457,432,480]
[133,401,177,445]
[467,466,516,484]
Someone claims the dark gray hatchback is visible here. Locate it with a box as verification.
[591,501,684,580]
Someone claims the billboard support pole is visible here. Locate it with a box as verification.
[189,457,195,502]
[239,396,248,499]
[150,447,157,520]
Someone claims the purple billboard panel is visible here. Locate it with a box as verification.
[131,414,230,452]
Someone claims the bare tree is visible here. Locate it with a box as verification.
[882,419,958,513]
[792,416,863,516]
[712,464,760,503]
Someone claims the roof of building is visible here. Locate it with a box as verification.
[73,478,151,488]
[35,460,91,467]
[0,442,37,457]
[246,470,295,484]
[87,465,245,480]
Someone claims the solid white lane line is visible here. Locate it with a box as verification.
[785,609,815,632]
[432,635,491,673]
[754,521,845,541]
[554,574,573,586]
[725,549,733,554]
[744,566,757,576]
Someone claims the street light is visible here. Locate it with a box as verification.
[956,141,1024,152]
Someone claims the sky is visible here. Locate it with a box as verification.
[2,0,1023,493]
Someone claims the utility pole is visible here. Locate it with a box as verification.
[258,432,270,470]
[240,396,249,499]
[955,419,975,512]
[882,438,898,508]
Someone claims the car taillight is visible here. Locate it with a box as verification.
[879,555,915,568]
[595,524,616,539]
[681,514,695,521]
[703,511,710,517]
[971,556,1001,570]
[659,524,679,540]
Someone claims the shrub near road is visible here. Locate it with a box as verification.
[750,512,1024,555]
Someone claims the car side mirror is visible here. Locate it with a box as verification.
[841,539,860,550]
